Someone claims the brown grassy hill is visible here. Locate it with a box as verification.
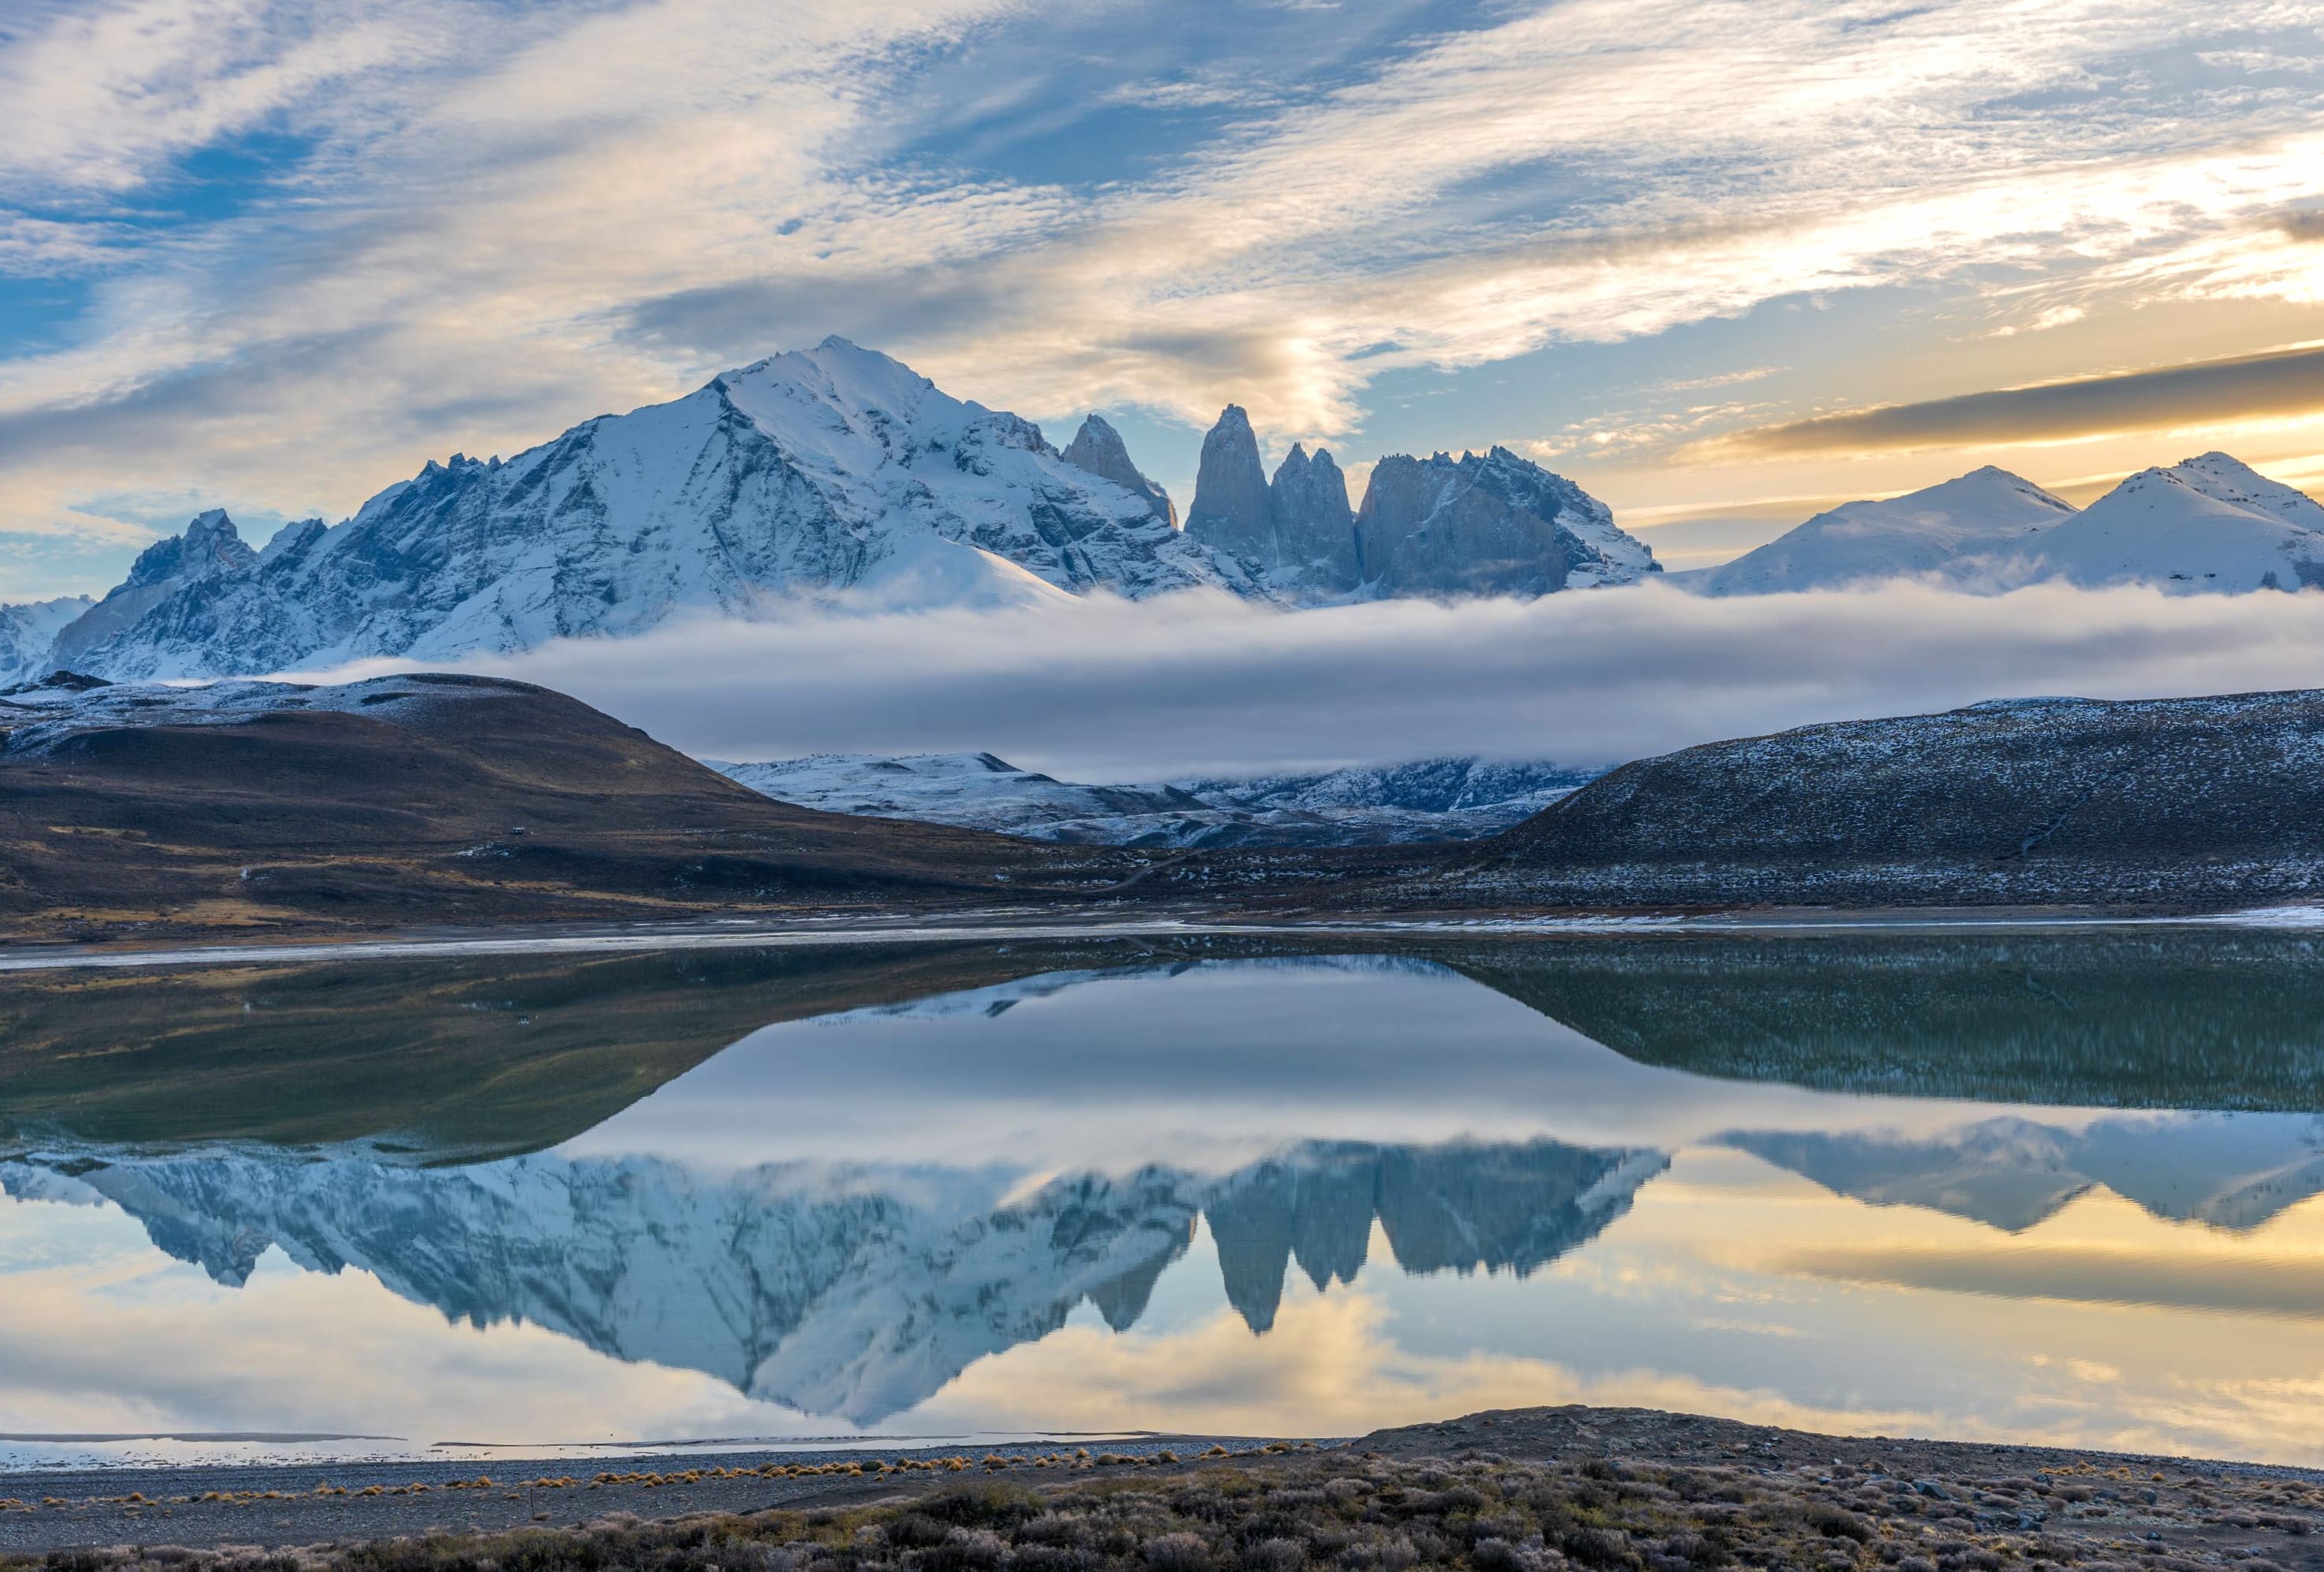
[0,671,1134,941]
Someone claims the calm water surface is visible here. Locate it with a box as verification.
[2,932,2322,1468]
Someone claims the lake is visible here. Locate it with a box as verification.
[2,929,2322,1470]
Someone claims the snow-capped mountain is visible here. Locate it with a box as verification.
[1693,465,2076,595]
[2021,453,2324,591]
[0,593,94,684]
[1690,452,2324,595]
[38,339,1253,681]
[712,751,1595,847]
[1060,413,1176,525]
[3,1133,1659,1426]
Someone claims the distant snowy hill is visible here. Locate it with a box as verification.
[0,593,94,684]
[2021,453,2324,591]
[714,752,1593,847]
[1691,452,2324,595]
[1695,465,2075,595]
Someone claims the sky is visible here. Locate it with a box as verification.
[6,0,2324,599]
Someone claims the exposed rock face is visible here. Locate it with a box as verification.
[1185,404,1272,555]
[1357,447,1658,596]
[1060,414,1175,525]
[49,509,260,673]
[1265,443,1361,591]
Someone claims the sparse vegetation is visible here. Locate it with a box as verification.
[20,1437,2314,1572]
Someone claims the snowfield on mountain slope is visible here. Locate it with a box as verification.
[1693,465,2076,595]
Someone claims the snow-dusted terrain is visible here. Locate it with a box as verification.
[1694,466,2076,594]
[713,752,1594,847]
[1690,452,2324,595]
[0,593,93,684]
[2023,454,2324,591]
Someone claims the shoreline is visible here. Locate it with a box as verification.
[0,902,2318,973]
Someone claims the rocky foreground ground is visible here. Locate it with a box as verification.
[5,1408,2323,1570]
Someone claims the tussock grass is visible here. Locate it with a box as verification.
[0,1451,2116,1572]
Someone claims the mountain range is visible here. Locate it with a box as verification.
[0,339,1658,684]
[1692,451,2324,594]
[7,334,2319,687]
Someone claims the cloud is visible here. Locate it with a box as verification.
[1772,1241,2324,1321]
[1706,343,2324,458]
[10,0,2324,559]
[310,580,2324,782]
[2276,208,2324,243]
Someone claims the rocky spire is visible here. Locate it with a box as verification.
[1060,414,1176,526]
[1354,447,1655,597]
[1268,443,1359,585]
[1185,405,1271,554]
[121,510,255,590]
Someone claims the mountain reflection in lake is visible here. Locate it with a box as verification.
[2,936,2323,1467]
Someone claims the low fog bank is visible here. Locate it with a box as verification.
[307,582,2324,781]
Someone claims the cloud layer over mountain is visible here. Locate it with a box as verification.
[316,580,2324,780]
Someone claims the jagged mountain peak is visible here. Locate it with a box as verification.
[1357,447,1656,596]
[1187,405,1272,556]
[122,509,254,588]
[1060,413,1176,526]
